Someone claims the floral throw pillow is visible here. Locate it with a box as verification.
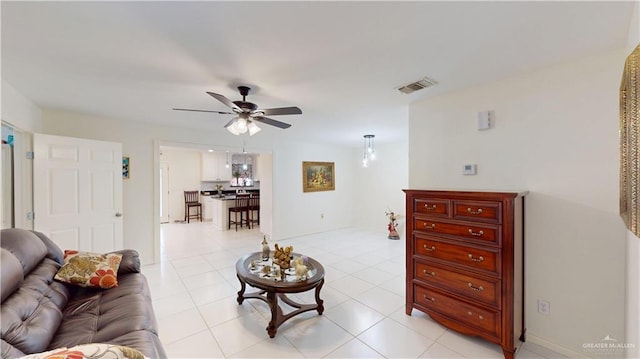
[54,250,122,289]
[18,343,148,359]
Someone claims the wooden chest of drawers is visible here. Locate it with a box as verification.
[404,190,526,359]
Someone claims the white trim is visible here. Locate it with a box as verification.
[526,333,587,358]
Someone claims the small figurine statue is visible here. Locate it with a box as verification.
[261,236,270,261]
[295,263,309,281]
[273,244,294,269]
[385,210,400,240]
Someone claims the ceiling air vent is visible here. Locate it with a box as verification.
[397,77,438,94]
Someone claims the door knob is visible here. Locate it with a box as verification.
[115,213,123,217]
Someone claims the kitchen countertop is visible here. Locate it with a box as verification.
[208,195,236,201]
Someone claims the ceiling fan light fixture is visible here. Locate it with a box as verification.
[235,117,248,133]
[226,124,241,135]
[248,121,261,136]
[226,119,242,135]
[226,116,250,135]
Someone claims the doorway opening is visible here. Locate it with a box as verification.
[153,141,273,262]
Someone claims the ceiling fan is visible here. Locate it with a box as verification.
[173,86,302,136]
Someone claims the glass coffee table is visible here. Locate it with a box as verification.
[235,252,325,338]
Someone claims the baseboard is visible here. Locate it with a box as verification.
[526,333,587,358]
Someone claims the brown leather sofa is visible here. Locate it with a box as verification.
[1,228,167,358]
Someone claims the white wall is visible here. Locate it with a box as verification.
[159,148,201,223]
[1,80,42,133]
[625,2,640,357]
[353,141,409,237]
[409,48,627,356]
[271,141,355,240]
[40,109,357,263]
[258,153,273,236]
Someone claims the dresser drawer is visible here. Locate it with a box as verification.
[414,198,450,218]
[416,237,500,275]
[415,261,500,307]
[414,284,500,338]
[414,218,500,245]
[453,200,502,224]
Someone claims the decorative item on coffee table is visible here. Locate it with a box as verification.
[261,236,270,260]
[273,244,293,269]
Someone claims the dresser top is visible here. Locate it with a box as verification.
[403,189,528,199]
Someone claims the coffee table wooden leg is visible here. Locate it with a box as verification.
[266,291,280,338]
[236,274,247,304]
[315,278,325,315]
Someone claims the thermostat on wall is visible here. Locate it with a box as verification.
[463,164,477,175]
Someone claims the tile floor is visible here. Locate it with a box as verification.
[143,223,564,358]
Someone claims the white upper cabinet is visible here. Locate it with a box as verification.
[217,152,232,181]
[201,152,231,181]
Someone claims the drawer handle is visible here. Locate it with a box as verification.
[467,207,484,215]
[467,311,484,320]
[423,245,436,252]
[425,204,437,210]
[423,223,436,229]
[468,254,484,262]
[468,229,484,237]
[468,283,484,291]
[423,269,436,277]
[423,295,435,303]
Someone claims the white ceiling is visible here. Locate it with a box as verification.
[1,1,634,147]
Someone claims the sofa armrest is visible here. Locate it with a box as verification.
[108,249,141,274]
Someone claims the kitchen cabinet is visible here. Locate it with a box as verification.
[201,152,232,181]
[202,196,214,221]
[211,199,223,229]
[216,153,232,181]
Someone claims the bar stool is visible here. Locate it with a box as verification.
[248,195,260,228]
[184,191,202,223]
[228,194,250,231]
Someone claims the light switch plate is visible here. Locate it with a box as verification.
[478,111,491,130]
[463,164,477,175]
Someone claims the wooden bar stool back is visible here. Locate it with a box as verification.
[248,195,260,228]
[184,191,202,223]
[228,194,251,231]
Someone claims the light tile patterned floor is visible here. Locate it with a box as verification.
[143,223,564,358]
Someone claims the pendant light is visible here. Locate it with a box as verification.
[242,142,248,170]
[362,134,376,167]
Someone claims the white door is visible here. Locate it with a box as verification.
[160,161,170,223]
[33,133,123,252]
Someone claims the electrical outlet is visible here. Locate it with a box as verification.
[537,299,550,315]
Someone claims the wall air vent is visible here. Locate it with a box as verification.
[397,77,438,94]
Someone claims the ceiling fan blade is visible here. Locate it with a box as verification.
[173,108,234,115]
[258,106,302,116]
[223,117,237,128]
[252,116,292,129]
[206,92,241,111]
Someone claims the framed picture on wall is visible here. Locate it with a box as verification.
[122,156,130,179]
[302,161,335,192]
